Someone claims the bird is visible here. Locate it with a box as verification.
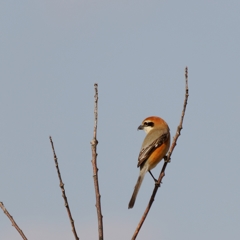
[128,116,170,209]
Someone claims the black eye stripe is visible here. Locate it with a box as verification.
[144,122,154,127]
[148,122,154,127]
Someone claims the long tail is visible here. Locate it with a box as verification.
[128,167,148,209]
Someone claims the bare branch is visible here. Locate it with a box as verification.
[0,202,28,240]
[132,67,189,239]
[49,136,80,240]
[90,83,104,240]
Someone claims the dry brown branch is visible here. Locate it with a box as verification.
[90,83,104,240]
[0,202,28,240]
[132,67,189,240]
[49,136,80,240]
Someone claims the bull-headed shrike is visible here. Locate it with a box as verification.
[128,116,170,209]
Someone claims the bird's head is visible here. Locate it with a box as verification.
[138,116,168,134]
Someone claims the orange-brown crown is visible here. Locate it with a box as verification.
[142,116,167,126]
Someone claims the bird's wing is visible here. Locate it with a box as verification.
[137,133,169,168]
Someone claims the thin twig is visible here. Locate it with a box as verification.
[0,202,28,240]
[49,136,80,240]
[132,67,189,239]
[90,83,104,240]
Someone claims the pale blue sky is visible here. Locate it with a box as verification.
[1,1,240,239]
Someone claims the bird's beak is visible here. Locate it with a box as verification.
[137,124,144,130]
